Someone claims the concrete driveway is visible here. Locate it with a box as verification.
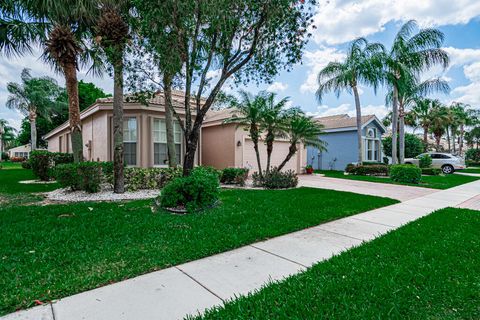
[298,174,438,201]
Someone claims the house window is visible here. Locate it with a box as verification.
[152,119,182,166]
[123,118,137,166]
[365,127,381,161]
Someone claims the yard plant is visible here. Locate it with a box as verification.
[388,164,422,184]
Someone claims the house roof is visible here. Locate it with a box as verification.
[204,108,238,124]
[314,114,386,133]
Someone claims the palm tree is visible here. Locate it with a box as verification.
[411,98,435,150]
[317,37,384,164]
[95,1,130,193]
[224,91,267,178]
[381,20,449,164]
[278,108,326,171]
[465,127,480,149]
[0,119,17,160]
[1,0,100,162]
[261,93,289,173]
[6,69,61,150]
[429,101,449,151]
[450,102,478,156]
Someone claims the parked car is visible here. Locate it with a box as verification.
[404,152,466,174]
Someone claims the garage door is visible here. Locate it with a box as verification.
[243,139,299,173]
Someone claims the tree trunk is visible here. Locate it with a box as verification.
[423,125,428,151]
[391,86,399,164]
[266,131,274,172]
[113,58,125,193]
[29,109,37,151]
[63,62,83,162]
[163,75,177,167]
[353,85,363,164]
[278,143,297,171]
[435,135,441,151]
[446,128,451,153]
[459,125,464,156]
[398,101,405,164]
[182,123,202,176]
[249,124,263,178]
[452,129,456,154]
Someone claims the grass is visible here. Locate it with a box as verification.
[0,187,397,315]
[0,161,23,169]
[195,208,480,319]
[459,168,480,174]
[316,170,480,189]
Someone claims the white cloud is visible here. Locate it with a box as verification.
[300,47,346,93]
[267,81,288,92]
[307,103,389,120]
[444,47,480,67]
[311,0,480,45]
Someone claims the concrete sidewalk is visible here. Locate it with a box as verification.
[3,180,480,320]
[298,174,437,201]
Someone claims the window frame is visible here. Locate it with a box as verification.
[151,117,183,167]
[122,117,139,167]
[364,126,381,162]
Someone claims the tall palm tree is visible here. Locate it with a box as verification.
[450,102,478,156]
[224,91,267,178]
[317,37,384,164]
[1,0,100,162]
[278,108,326,171]
[411,98,435,150]
[6,68,61,150]
[261,93,289,173]
[465,127,480,149]
[95,1,130,193]
[381,20,449,164]
[0,119,17,160]
[429,101,449,151]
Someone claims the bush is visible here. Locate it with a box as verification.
[159,167,220,213]
[345,164,388,176]
[466,160,480,167]
[55,163,82,191]
[421,168,441,176]
[220,168,249,186]
[418,154,432,168]
[10,156,26,162]
[21,161,32,169]
[383,133,424,159]
[30,150,52,181]
[1,152,9,161]
[54,162,103,193]
[124,167,183,191]
[51,152,74,166]
[465,149,480,162]
[361,162,385,166]
[252,168,298,189]
[389,164,422,184]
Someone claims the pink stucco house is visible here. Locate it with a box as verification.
[43,91,306,173]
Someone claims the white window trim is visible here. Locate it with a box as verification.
[363,134,382,162]
[151,117,183,168]
[122,117,139,167]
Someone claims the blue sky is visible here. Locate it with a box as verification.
[1,0,480,130]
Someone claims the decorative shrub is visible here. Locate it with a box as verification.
[54,162,103,193]
[159,167,220,213]
[421,168,441,176]
[51,152,74,166]
[252,168,298,189]
[100,161,114,185]
[418,154,432,168]
[361,161,385,166]
[55,163,82,191]
[21,161,32,169]
[124,167,183,191]
[10,156,26,162]
[30,150,52,181]
[383,133,424,159]
[389,164,422,184]
[220,167,249,186]
[1,152,9,161]
[345,164,388,176]
[465,149,480,162]
[466,160,480,167]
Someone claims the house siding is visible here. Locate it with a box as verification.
[308,130,358,171]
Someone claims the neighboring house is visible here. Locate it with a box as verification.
[202,108,306,173]
[307,114,386,171]
[7,144,38,159]
[43,91,202,167]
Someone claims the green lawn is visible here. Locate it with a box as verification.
[316,170,480,189]
[195,208,480,320]
[459,168,480,174]
[0,161,23,169]
[0,187,397,315]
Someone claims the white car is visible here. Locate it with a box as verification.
[404,152,466,174]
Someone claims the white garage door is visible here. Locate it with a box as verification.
[243,139,299,173]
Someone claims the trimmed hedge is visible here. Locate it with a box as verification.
[54,162,104,193]
[389,164,422,184]
[124,167,183,191]
[30,150,52,181]
[418,154,432,168]
[159,167,220,213]
[465,148,480,162]
[220,168,249,186]
[421,168,441,176]
[252,168,298,189]
[345,164,389,176]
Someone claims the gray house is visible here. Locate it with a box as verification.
[307,114,386,171]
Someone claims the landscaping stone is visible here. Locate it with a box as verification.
[45,188,159,202]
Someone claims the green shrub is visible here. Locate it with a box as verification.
[21,160,32,169]
[361,162,385,166]
[159,167,220,213]
[465,149,480,162]
[421,168,441,176]
[252,168,298,189]
[77,162,102,193]
[389,164,422,184]
[220,168,249,186]
[30,150,52,181]
[383,133,424,158]
[1,152,9,161]
[418,154,432,168]
[124,167,183,191]
[51,152,74,166]
[345,164,388,176]
[466,160,480,167]
[55,163,82,191]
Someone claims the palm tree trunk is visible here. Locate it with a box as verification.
[278,143,297,171]
[459,125,465,156]
[250,125,263,178]
[353,85,363,164]
[446,128,451,153]
[29,109,37,151]
[423,125,428,151]
[113,57,125,193]
[452,130,456,154]
[391,86,399,164]
[435,135,441,151]
[63,62,83,162]
[398,101,405,164]
[266,132,274,173]
[163,74,177,167]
